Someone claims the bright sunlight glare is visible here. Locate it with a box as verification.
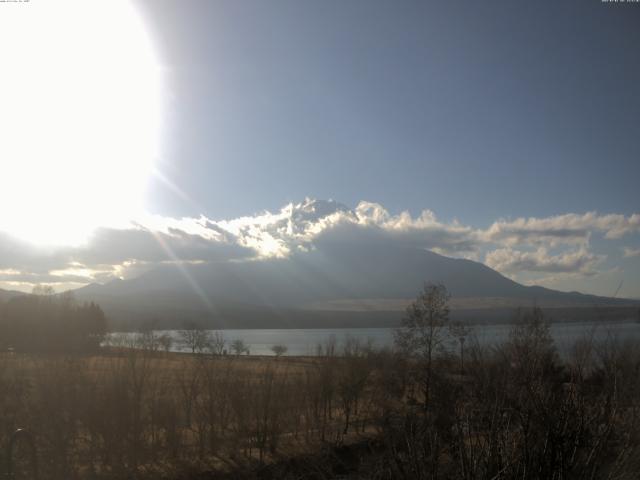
[0,0,161,246]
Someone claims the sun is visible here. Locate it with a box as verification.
[0,0,162,246]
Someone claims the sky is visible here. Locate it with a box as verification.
[0,0,639,298]
[140,0,640,223]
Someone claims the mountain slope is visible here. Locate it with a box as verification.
[73,245,636,329]
[0,288,25,303]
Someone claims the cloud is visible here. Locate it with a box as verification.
[0,224,254,290]
[0,232,74,273]
[208,199,480,257]
[0,198,637,292]
[210,199,354,257]
[484,247,604,276]
[209,201,638,259]
[483,212,640,246]
[77,226,252,266]
[623,247,640,258]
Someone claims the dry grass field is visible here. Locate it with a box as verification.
[0,345,386,479]
[3,311,640,479]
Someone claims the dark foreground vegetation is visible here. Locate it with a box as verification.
[0,288,107,353]
[0,285,639,479]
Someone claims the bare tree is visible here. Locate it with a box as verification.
[137,330,160,352]
[207,331,226,356]
[394,282,450,407]
[31,284,55,296]
[231,338,249,356]
[338,338,372,434]
[449,321,472,374]
[271,344,287,358]
[157,333,173,353]
[179,325,211,354]
[506,306,557,381]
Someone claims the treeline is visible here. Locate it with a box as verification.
[0,289,107,352]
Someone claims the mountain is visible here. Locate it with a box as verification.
[0,288,25,303]
[69,197,639,329]
[73,244,638,330]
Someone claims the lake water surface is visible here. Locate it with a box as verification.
[113,321,640,356]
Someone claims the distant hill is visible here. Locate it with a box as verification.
[73,245,639,330]
[0,288,25,303]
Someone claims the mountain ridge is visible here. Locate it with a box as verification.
[70,246,638,329]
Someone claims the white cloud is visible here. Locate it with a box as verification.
[205,198,479,257]
[483,212,640,246]
[485,247,604,276]
[0,198,638,292]
[623,247,640,258]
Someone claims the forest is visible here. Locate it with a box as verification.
[0,288,107,353]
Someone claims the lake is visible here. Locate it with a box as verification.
[111,320,640,356]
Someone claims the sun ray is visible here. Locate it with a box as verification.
[149,230,219,317]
